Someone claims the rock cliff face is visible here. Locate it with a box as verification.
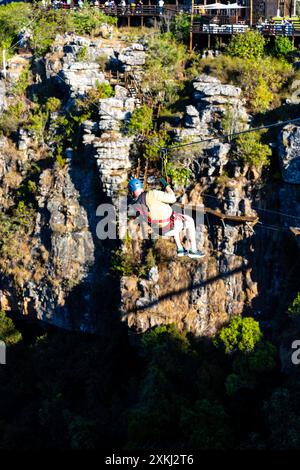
[85,94,136,199]
[278,124,300,184]
[0,35,299,338]
[0,82,6,112]
[119,74,259,336]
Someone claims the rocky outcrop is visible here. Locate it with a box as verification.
[121,231,257,336]
[60,62,107,98]
[278,124,300,184]
[82,94,136,199]
[118,43,146,74]
[0,81,6,111]
[9,166,95,331]
[177,74,249,141]
[46,35,146,98]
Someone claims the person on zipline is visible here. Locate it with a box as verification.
[128,178,205,259]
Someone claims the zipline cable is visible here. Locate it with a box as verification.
[201,193,300,221]
[161,116,300,152]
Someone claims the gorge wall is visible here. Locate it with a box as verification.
[0,33,299,340]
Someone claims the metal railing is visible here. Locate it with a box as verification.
[193,22,249,34]
[99,5,165,16]
[257,24,296,36]
[192,22,300,36]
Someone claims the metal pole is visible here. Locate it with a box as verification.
[276,0,280,16]
[2,49,6,79]
[189,0,195,52]
[293,0,296,16]
[249,0,253,26]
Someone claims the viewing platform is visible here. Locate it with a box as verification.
[29,2,300,41]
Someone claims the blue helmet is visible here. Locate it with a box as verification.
[128,178,143,193]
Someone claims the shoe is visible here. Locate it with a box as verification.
[177,248,188,257]
[188,250,205,259]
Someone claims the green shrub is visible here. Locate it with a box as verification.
[142,33,187,107]
[226,31,266,59]
[288,292,300,317]
[27,109,48,144]
[12,66,31,96]
[111,247,135,277]
[225,341,276,395]
[30,7,116,56]
[215,316,263,353]
[76,45,89,62]
[56,147,67,169]
[165,161,191,187]
[221,106,248,136]
[198,55,292,112]
[171,12,191,42]
[225,373,241,396]
[273,36,294,58]
[251,77,273,113]
[31,10,71,56]
[138,247,157,278]
[127,105,153,136]
[0,310,22,346]
[46,97,61,114]
[0,102,27,135]
[142,323,190,351]
[68,6,117,35]
[95,81,114,98]
[143,130,170,162]
[234,130,272,169]
[0,3,31,52]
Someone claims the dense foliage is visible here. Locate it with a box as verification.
[215,316,263,353]
[0,3,116,58]
[199,54,292,112]
[142,33,187,107]
[1,315,298,450]
[272,36,294,58]
[234,130,272,169]
[226,31,266,59]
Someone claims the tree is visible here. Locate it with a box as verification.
[179,399,233,449]
[225,341,277,395]
[0,310,22,346]
[127,105,153,136]
[171,13,191,43]
[263,388,300,449]
[235,130,272,170]
[0,3,31,50]
[215,316,263,354]
[273,36,294,59]
[142,33,186,107]
[226,31,266,59]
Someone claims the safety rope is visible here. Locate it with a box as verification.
[160,148,168,179]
